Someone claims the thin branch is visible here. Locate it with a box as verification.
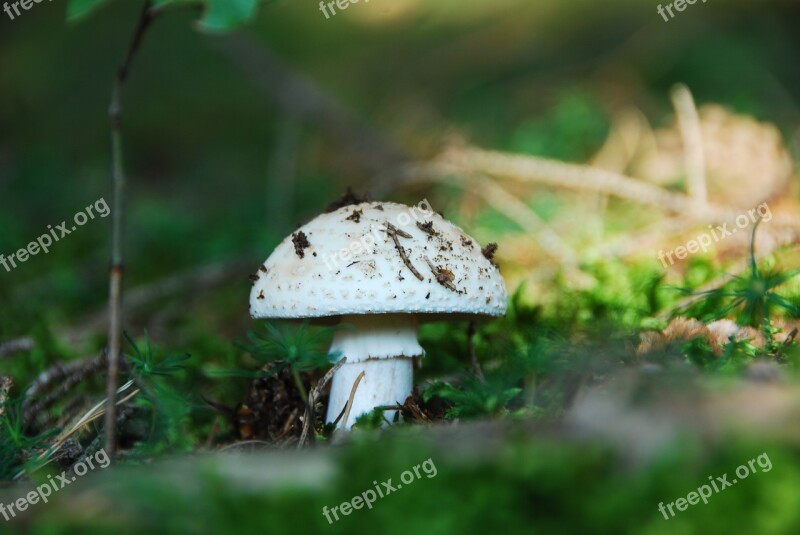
[465,174,578,267]
[424,256,459,293]
[338,370,366,432]
[0,376,11,419]
[466,321,486,383]
[66,256,251,344]
[105,0,156,461]
[23,353,107,426]
[671,84,707,205]
[0,337,34,359]
[431,146,704,214]
[385,222,424,281]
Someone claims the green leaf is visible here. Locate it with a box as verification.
[67,0,112,22]
[198,0,259,32]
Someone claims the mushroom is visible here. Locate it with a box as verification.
[249,200,508,429]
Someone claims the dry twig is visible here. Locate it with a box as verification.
[105,0,157,460]
[339,370,366,432]
[0,376,12,419]
[297,357,347,449]
[467,322,486,383]
[432,146,706,214]
[671,84,707,205]
[0,338,34,358]
[23,353,107,426]
[384,222,424,281]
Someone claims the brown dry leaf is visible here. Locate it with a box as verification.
[637,317,768,356]
[633,104,794,208]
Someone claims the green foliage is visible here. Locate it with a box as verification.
[0,397,57,480]
[549,260,667,328]
[66,0,110,21]
[683,335,760,373]
[196,0,259,32]
[126,331,191,380]
[67,0,265,32]
[123,332,195,453]
[352,407,390,430]
[508,90,609,162]
[678,224,800,349]
[209,322,338,404]
[424,380,522,419]
[235,322,337,374]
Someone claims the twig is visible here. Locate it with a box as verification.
[66,257,252,343]
[275,408,301,441]
[467,321,486,383]
[464,175,578,267]
[432,146,708,215]
[416,221,438,237]
[385,222,424,281]
[782,328,798,348]
[424,256,458,293]
[218,440,271,452]
[670,84,707,205]
[339,370,366,432]
[105,0,157,460]
[23,353,108,426]
[0,337,34,358]
[0,377,12,419]
[16,381,140,479]
[297,357,347,449]
[205,417,221,450]
[374,404,404,412]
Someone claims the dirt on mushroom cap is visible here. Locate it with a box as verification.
[249,202,508,320]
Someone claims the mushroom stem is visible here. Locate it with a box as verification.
[326,314,423,429]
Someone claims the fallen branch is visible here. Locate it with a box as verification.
[385,222,424,281]
[64,257,252,343]
[22,352,108,426]
[0,337,34,359]
[467,321,486,383]
[432,146,706,215]
[671,84,707,205]
[23,353,108,427]
[339,370,366,432]
[0,376,12,419]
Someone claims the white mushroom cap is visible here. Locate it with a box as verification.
[249,201,507,321]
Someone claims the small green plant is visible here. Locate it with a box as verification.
[352,407,392,430]
[125,331,191,384]
[679,222,800,352]
[230,322,338,404]
[123,331,193,453]
[683,335,760,373]
[0,397,57,480]
[424,379,522,419]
